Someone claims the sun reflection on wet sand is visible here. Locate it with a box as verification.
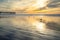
[32,21,47,33]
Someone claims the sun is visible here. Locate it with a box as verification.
[26,0,49,11]
[33,0,49,8]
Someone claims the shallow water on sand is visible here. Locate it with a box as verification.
[0,16,60,40]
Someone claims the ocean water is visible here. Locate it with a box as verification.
[0,15,60,40]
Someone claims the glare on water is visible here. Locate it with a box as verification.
[32,21,47,33]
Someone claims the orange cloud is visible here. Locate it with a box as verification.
[26,7,60,14]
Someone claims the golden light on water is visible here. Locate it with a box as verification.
[33,21,47,33]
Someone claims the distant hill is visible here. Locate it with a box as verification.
[0,12,16,15]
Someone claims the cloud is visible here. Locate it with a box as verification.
[48,0,60,8]
[0,0,34,11]
[0,0,60,12]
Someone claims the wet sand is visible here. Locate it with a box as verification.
[0,16,60,40]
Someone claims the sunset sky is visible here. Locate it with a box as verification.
[0,1,60,39]
[0,0,60,14]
